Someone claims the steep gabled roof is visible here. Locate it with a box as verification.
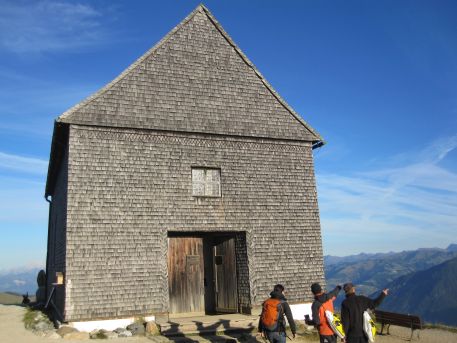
[57,4,323,143]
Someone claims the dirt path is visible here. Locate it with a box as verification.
[374,325,457,343]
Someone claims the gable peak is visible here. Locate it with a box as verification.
[57,4,323,145]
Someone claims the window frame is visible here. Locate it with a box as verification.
[191,167,222,198]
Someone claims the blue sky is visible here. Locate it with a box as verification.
[1,0,456,271]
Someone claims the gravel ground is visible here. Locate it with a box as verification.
[1,305,456,343]
[290,325,457,343]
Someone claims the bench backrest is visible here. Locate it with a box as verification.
[374,310,423,330]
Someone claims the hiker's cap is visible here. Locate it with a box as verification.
[343,283,355,293]
[311,283,322,295]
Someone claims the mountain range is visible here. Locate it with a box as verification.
[0,267,43,295]
[378,256,457,326]
[325,244,457,296]
[325,244,457,326]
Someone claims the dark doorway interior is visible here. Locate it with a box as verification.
[167,232,246,315]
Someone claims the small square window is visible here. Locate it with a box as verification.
[192,168,221,197]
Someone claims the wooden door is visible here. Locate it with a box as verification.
[214,236,238,313]
[168,237,204,314]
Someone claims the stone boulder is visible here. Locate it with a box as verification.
[127,322,145,336]
[114,328,132,337]
[145,321,160,336]
[56,325,78,337]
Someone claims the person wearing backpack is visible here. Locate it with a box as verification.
[258,284,296,343]
[340,283,389,343]
[305,283,342,343]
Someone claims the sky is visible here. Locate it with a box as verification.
[0,0,456,271]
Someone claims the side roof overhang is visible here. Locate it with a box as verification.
[45,122,68,198]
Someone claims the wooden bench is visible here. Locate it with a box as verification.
[374,310,423,340]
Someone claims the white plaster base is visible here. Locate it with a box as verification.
[290,302,312,321]
[69,315,155,332]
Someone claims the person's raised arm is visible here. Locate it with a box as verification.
[371,289,388,309]
[328,285,342,299]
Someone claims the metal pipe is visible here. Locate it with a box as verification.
[44,195,52,306]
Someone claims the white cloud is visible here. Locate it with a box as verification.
[0,151,48,175]
[0,0,112,54]
[13,279,26,286]
[317,135,457,255]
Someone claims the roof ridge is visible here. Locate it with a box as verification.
[58,4,205,121]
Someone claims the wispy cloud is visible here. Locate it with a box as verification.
[0,262,45,275]
[317,135,457,255]
[0,151,48,175]
[0,66,100,136]
[0,0,113,54]
[421,134,457,164]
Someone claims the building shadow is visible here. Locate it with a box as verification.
[162,318,257,343]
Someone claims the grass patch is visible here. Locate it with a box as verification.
[22,307,53,331]
[23,308,37,329]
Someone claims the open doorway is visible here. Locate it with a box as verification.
[167,232,248,315]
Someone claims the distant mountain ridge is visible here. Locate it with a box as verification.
[325,244,457,297]
[324,251,394,267]
[446,244,457,252]
[0,267,43,295]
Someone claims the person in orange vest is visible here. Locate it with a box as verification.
[305,283,342,343]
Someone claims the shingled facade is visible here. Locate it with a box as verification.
[45,5,326,322]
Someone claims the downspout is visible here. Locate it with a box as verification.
[44,194,52,300]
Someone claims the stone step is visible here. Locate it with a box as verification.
[159,316,258,337]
